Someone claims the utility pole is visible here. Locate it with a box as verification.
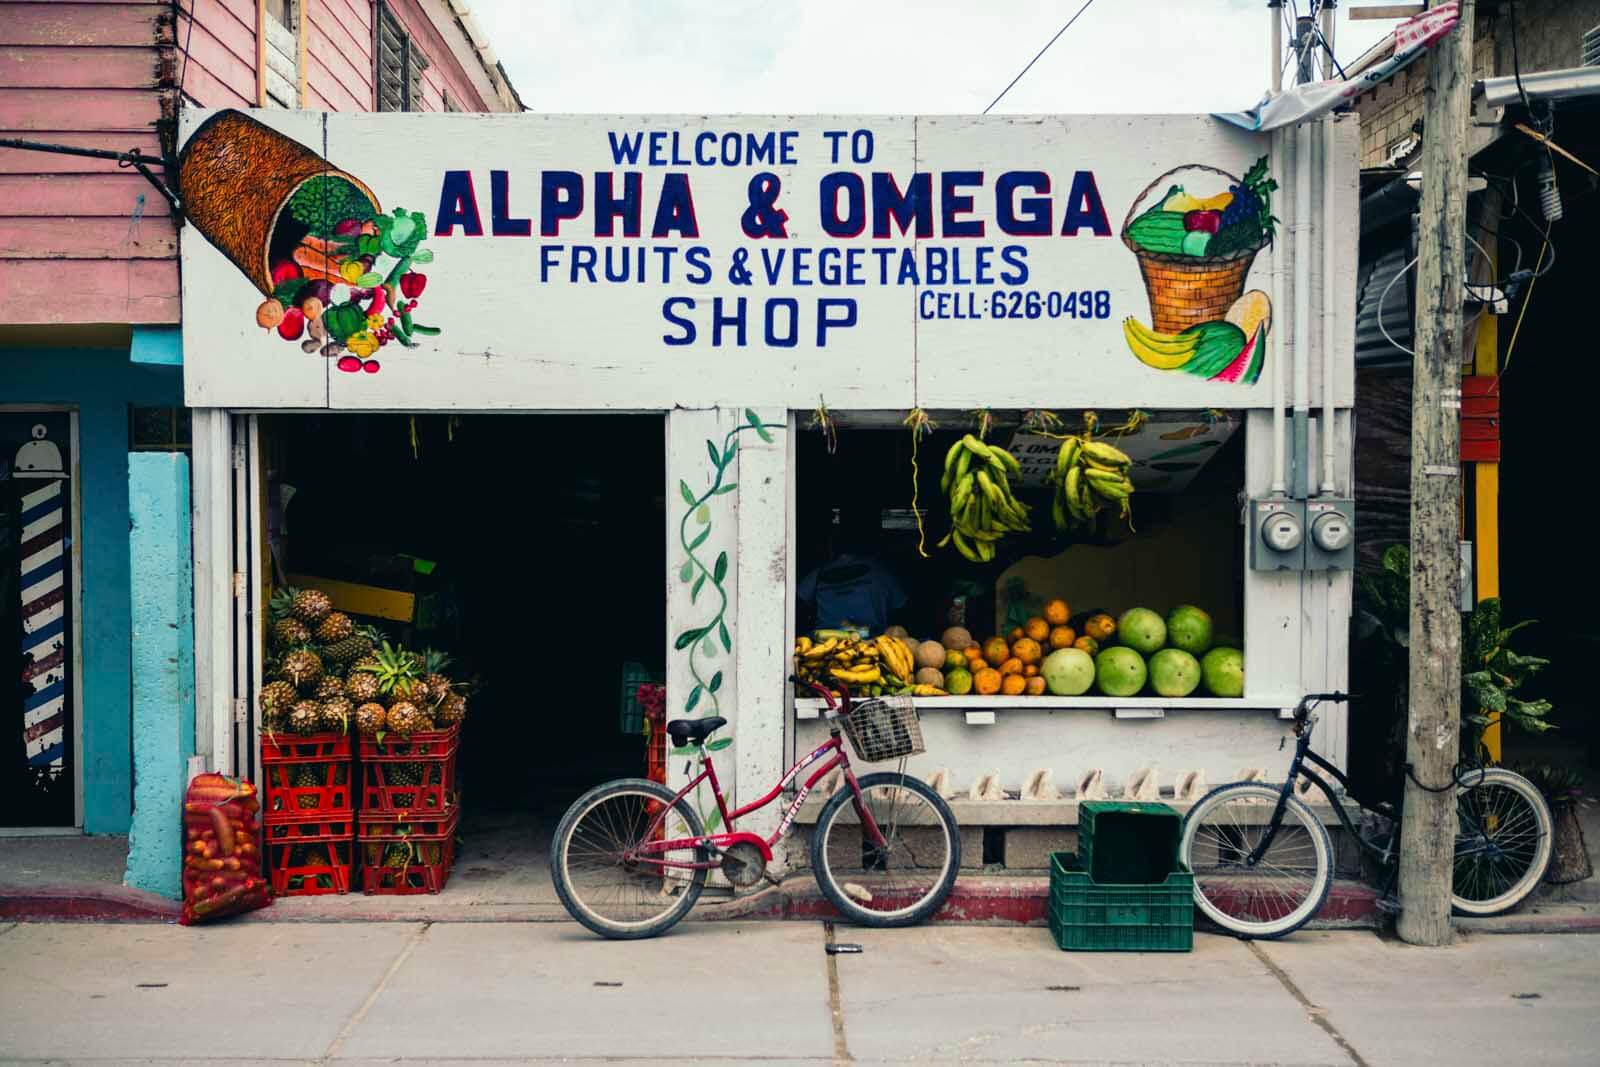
[1398,0,1473,947]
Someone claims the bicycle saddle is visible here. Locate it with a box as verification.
[666,716,726,745]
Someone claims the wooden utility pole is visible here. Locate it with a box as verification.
[1398,0,1473,947]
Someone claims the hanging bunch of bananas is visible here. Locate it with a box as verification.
[794,633,946,697]
[938,434,1031,563]
[1051,433,1136,529]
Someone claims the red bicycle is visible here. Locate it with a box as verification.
[550,677,960,939]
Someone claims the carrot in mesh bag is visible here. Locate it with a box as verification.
[180,774,272,925]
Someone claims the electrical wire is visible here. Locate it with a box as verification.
[176,0,197,103]
[982,0,1097,115]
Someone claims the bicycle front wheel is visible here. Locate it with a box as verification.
[1181,782,1334,939]
[811,772,960,927]
[550,778,709,940]
[1452,768,1553,916]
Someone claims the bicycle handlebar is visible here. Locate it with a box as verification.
[788,674,843,712]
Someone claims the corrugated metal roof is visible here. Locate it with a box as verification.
[1355,246,1415,368]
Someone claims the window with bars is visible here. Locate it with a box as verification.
[375,1,430,112]
[129,407,192,453]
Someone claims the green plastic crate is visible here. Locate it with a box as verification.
[1048,852,1194,952]
[618,662,663,734]
[1078,801,1181,885]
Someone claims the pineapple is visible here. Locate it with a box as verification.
[367,641,425,704]
[390,676,432,709]
[291,763,323,809]
[350,652,381,675]
[419,648,454,704]
[273,617,311,649]
[315,611,354,644]
[288,699,321,734]
[280,649,324,689]
[355,702,387,735]
[259,679,298,715]
[323,631,375,665]
[319,696,353,733]
[385,700,426,737]
[344,671,382,704]
[291,588,333,625]
[434,693,467,727]
[313,677,345,702]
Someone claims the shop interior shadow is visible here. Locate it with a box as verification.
[270,412,665,891]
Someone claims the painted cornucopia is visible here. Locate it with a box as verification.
[1120,157,1277,386]
[179,109,439,375]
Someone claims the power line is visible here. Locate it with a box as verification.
[982,0,1098,115]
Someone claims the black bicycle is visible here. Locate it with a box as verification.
[1179,693,1554,939]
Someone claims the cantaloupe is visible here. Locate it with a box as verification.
[883,625,909,640]
[915,640,947,670]
[940,626,973,651]
[915,667,945,688]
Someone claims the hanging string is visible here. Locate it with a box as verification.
[409,416,420,459]
[1107,409,1149,437]
[969,408,994,442]
[1021,409,1067,438]
[1081,410,1100,437]
[903,408,937,558]
[807,395,838,454]
[1202,408,1229,424]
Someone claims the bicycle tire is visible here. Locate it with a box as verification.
[550,777,709,940]
[810,772,960,928]
[1180,781,1334,940]
[1451,767,1553,917]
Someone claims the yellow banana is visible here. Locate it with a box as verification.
[1124,316,1200,353]
[950,527,981,563]
[795,636,813,654]
[911,684,948,697]
[803,638,839,660]
[960,434,995,462]
[950,472,975,514]
[974,469,1005,510]
[1081,440,1133,468]
[1123,319,1197,370]
[1055,436,1082,480]
[991,447,1022,477]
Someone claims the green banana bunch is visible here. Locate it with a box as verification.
[1051,434,1136,529]
[938,434,1030,563]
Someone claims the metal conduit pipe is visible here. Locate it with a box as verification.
[1268,125,1287,495]
[1293,119,1313,499]
[1321,115,1338,495]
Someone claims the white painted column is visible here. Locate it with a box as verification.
[189,408,233,773]
[664,408,742,830]
[732,407,789,838]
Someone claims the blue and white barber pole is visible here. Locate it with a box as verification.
[13,425,68,773]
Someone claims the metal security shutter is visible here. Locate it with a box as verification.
[1584,24,1600,67]
[375,2,430,112]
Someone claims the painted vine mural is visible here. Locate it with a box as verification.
[671,409,782,831]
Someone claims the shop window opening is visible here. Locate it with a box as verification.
[794,410,1245,703]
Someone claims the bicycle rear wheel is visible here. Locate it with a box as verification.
[811,772,960,927]
[1180,782,1333,939]
[1452,768,1553,916]
[550,778,709,939]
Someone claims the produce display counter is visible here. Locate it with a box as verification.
[791,793,1357,827]
[794,695,1296,723]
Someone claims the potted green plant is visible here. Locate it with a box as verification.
[1510,763,1594,885]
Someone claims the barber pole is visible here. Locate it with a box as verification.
[13,425,68,772]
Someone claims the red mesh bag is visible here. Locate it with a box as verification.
[180,773,273,925]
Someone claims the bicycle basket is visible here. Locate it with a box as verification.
[841,695,925,763]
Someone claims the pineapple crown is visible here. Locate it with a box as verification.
[421,647,453,675]
[269,586,301,622]
[357,640,423,694]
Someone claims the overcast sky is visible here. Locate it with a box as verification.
[467,1,1396,115]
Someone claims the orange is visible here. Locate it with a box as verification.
[1084,613,1117,641]
[1010,637,1043,665]
[1074,635,1100,656]
[1044,598,1071,626]
[1023,664,1039,677]
[982,637,1011,667]
[1007,626,1025,643]
[1049,625,1077,649]
[973,667,1002,695]
[964,645,985,663]
[999,657,1023,676]
[1001,673,1028,696]
[1023,616,1050,642]
[1024,675,1048,696]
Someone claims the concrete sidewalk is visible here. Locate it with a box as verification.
[1,920,1595,1065]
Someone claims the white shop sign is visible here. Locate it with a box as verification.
[178,110,1357,411]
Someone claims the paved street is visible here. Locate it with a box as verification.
[1,920,1596,1065]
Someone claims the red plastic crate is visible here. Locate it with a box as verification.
[269,835,355,896]
[359,811,459,895]
[360,733,459,814]
[645,703,667,785]
[264,756,352,816]
[356,723,459,760]
[263,814,356,842]
[263,731,352,761]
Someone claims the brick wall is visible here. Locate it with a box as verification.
[1350,0,1599,168]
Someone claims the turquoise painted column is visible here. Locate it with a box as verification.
[125,453,196,898]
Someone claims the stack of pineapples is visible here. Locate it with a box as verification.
[259,587,469,740]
